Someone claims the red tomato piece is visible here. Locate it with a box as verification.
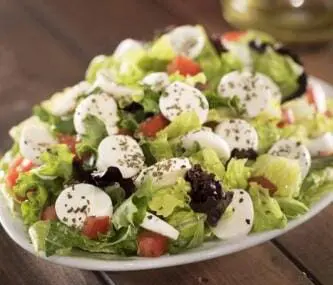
[41,205,58,221]
[222,31,246,42]
[6,156,34,189]
[139,114,169,137]
[57,134,77,153]
[82,216,110,239]
[248,176,278,195]
[167,56,201,76]
[137,230,168,257]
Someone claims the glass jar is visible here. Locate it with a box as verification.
[222,0,333,44]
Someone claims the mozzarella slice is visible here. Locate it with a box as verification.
[306,133,333,156]
[140,212,179,240]
[211,189,254,240]
[168,25,205,59]
[268,139,311,178]
[218,71,280,117]
[215,119,258,151]
[74,93,119,135]
[141,72,169,92]
[19,124,57,165]
[93,69,138,103]
[96,135,145,178]
[135,158,191,187]
[159,81,209,123]
[47,81,91,116]
[113,38,144,59]
[55,183,113,228]
[181,130,231,161]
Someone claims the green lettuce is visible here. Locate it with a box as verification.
[275,197,308,219]
[252,154,302,198]
[190,148,225,180]
[249,183,287,232]
[76,115,108,156]
[148,178,190,217]
[299,168,333,206]
[157,111,201,139]
[167,210,206,253]
[280,124,308,142]
[85,55,115,83]
[33,105,75,135]
[168,72,207,87]
[220,52,243,76]
[252,47,300,99]
[251,118,280,153]
[38,144,74,181]
[223,158,251,190]
[205,91,245,115]
[301,114,333,138]
[136,87,161,114]
[147,133,174,161]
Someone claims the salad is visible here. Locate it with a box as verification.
[1,25,333,258]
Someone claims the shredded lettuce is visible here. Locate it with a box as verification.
[190,148,225,180]
[223,158,251,190]
[252,154,302,198]
[167,210,206,253]
[38,144,74,181]
[76,115,108,156]
[249,183,287,232]
[148,178,190,217]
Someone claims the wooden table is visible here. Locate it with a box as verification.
[0,1,333,284]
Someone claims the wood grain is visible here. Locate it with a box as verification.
[107,243,313,285]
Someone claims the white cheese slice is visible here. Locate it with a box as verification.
[113,38,144,59]
[141,72,169,92]
[306,133,333,156]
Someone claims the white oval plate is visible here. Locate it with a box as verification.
[0,77,332,271]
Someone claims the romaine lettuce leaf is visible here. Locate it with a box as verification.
[168,72,207,86]
[147,133,174,161]
[301,114,333,138]
[85,55,115,83]
[148,178,190,217]
[38,144,74,181]
[220,52,243,76]
[76,115,108,157]
[299,167,333,206]
[223,158,251,189]
[249,183,287,232]
[275,197,308,219]
[251,118,280,153]
[190,148,225,180]
[167,210,206,253]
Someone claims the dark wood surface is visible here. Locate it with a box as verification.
[0,0,332,284]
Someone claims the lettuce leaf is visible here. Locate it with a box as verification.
[168,72,207,87]
[76,115,108,156]
[249,183,287,232]
[190,148,225,180]
[147,133,174,162]
[220,52,243,76]
[167,210,206,253]
[38,144,74,181]
[148,178,190,217]
[275,197,308,219]
[205,91,245,116]
[33,105,75,135]
[85,55,115,83]
[299,168,333,206]
[301,114,333,138]
[157,111,201,139]
[252,154,302,198]
[251,118,280,153]
[223,158,251,190]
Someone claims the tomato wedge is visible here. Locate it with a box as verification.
[167,56,201,76]
[248,176,278,195]
[57,134,77,153]
[139,114,169,137]
[222,31,246,42]
[82,216,110,239]
[6,156,34,189]
[137,230,168,257]
[41,205,58,221]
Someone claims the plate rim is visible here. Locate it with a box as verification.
[0,76,332,271]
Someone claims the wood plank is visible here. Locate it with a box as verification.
[107,243,313,285]
[276,205,333,285]
[0,0,85,150]
[0,228,103,285]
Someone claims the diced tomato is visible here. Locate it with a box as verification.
[118,128,133,136]
[306,86,327,113]
[139,114,169,137]
[222,31,246,42]
[57,134,77,153]
[137,230,168,258]
[248,176,278,195]
[82,216,110,239]
[167,56,201,76]
[41,205,58,221]
[6,156,34,189]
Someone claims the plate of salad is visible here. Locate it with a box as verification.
[1,25,333,271]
